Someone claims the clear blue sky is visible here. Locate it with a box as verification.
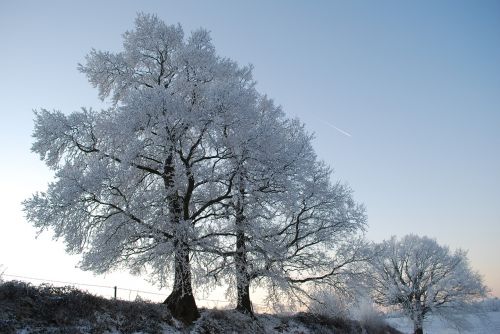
[1,0,499,299]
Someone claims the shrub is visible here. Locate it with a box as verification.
[350,297,386,328]
[309,289,349,319]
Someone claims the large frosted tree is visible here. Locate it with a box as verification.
[367,235,488,334]
[24,14,258,323]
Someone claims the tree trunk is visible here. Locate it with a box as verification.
[164,241,200,324]
[235,227,253,315]
[412,302,424,334]
[234,174,253,315]
[413,314,424,334]
[163,179,199,324]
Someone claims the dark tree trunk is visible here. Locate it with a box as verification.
[413,312,424,334]
[235,227,253,315]
[163,241,199,324]
[162,162,199,324]
[236,279,252,314]
[234,177,253,315]
[413,303,424,334]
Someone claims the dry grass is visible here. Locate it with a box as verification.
[0,281,174,333]
[0,281,404,333]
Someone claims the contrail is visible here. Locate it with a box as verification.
[323,120,352,137]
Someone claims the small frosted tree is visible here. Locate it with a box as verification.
[368,235,488,334]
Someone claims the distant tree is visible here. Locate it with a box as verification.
[367,235,488,334]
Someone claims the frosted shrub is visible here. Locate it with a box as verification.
[350,297,385,328]
[309,290,349,319]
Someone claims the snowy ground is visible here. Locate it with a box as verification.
[385,311,500,334]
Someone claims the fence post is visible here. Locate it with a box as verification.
[114,286,117,300]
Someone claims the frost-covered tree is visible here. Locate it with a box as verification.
[218,96,298,314]
[199,99,367,314]
[23,13,367,322]
[23,13,258,323]
[367,235,488,334]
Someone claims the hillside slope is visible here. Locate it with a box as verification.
[0,281,402,334]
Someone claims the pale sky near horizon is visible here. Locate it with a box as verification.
[1,0,499,301]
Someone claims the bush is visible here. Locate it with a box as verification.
[309,289,349,319]
[350,297,386,328]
